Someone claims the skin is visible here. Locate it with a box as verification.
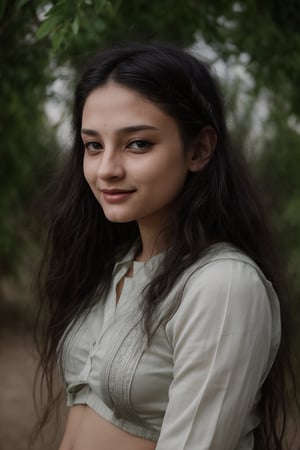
[59,405,157,450]
[59,81,215,449]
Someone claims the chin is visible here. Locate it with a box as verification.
[104,213,136,223]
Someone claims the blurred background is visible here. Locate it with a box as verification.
[0,0,300,449]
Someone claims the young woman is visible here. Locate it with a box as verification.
[36,42,295,450]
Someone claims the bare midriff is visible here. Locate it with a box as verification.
[58,404,157,450]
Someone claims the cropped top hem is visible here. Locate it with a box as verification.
[67,385,159,441]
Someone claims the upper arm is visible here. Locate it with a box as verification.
[58,405,86,450]
[156,259,278,450]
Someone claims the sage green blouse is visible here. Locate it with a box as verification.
[60,243,281,450]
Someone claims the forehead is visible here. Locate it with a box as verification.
[81,81,178,133]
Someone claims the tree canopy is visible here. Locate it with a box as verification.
[20,0,300,116]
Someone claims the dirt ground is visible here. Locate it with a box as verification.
[0,328,65,450]
[0,328,299,450]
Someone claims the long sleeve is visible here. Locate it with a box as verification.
[156,259,280,450]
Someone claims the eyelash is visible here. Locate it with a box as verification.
[84,142,102,152]
[84,139,153,153]
[127,139,153,151]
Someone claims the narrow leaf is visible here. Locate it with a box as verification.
[36,15,60,40]
[71,16,79,35]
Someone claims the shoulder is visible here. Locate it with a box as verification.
[167,242,279,337]
[185,242,272,295]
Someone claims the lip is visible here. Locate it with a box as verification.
[101,188,136,203]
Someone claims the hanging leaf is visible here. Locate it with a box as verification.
[36,14,61,40]
[71,15,80,35]
[51,24,68,52]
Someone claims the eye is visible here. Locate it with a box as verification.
[84,141,103,152]
[128,139,153,151]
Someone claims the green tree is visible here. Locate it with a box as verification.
[0,1,59,276]
[33,0,300,116]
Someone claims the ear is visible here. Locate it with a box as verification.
[187,126,217,172]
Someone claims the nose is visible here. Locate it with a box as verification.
[96,149,125,180]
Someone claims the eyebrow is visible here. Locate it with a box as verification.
[81,125,160,136]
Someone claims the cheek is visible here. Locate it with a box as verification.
[83,157,94,185]
[136,154,188,193]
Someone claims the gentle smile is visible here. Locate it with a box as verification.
[101,189,136,203]
[101,189,136,194]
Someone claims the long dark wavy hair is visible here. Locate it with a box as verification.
[35,41,298,449]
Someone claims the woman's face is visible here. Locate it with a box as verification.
[82,81,195,229]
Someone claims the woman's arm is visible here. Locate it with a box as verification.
[156,259,280,450]
[58,405,86,450]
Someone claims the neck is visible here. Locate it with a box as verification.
[135,217,173,262]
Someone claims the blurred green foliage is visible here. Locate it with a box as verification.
[255,108,300,300]
[32,0,300,116]
[0,0,59,275]
[0,0,299,336]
